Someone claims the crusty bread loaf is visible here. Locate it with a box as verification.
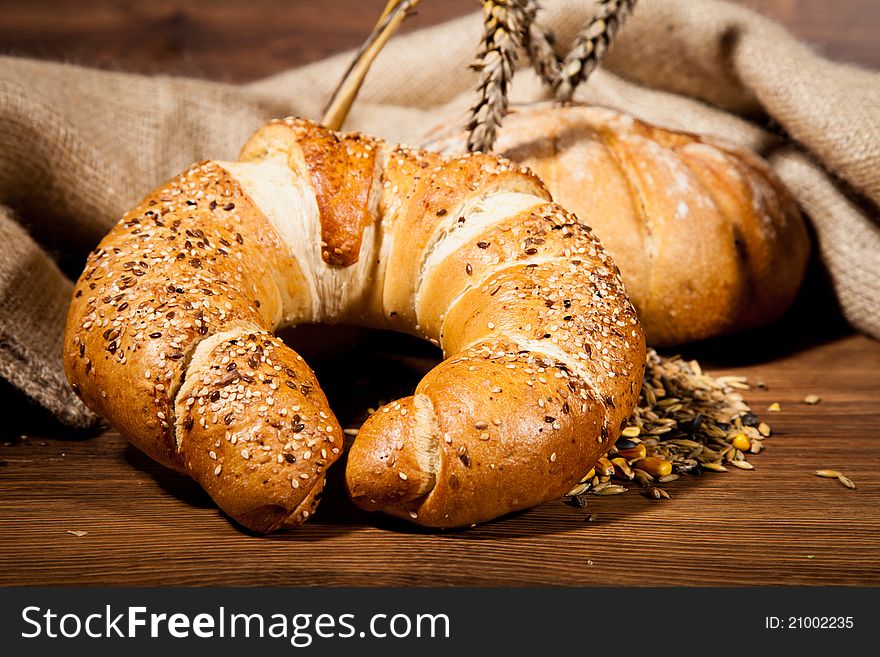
[422,103,810,346]
[64,117,645,531]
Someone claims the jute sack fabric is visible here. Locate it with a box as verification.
[1,0,878,428]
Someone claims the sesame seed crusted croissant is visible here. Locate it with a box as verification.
[63,117,646,532]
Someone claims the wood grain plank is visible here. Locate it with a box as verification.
[1,330,878,586]
[0,0,877,82]
[0,0,477,82]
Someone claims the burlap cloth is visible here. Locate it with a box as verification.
[1,0,878,428]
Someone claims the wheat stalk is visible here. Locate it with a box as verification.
[522,0,560,88]
[323,0,636,151]
[466,0,531,153]
[321,0,421,130]
[554,0,637,102]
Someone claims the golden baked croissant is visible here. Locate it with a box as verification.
[64,117,645,531]
[423,103,810,346]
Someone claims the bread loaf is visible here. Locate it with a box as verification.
[423,103,810,346]
[64,117,645,531]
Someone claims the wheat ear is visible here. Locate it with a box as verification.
[554,0,637,103]
[466,0,531,153]
[522,0,560,87]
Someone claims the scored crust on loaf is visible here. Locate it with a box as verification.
[376,146,551,333]
[176,325,340,531]
[417,191,545,296]
[65,117,646,531]
[347,338,612,527]
[219,156,384,325]
[216,158,320,322]
[347,191,644,526]
[239,117,384,268]
[422,103,809,346]
[63,161,290,472]
[62,159,343,531]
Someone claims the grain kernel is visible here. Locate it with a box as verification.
[593,484,627,496]
[579,467,596,483]
[634,456,673,477]
[617,444,647,461]
[838,475,856,489]
[611,457,633,479]
[731,433,751,451]
[596,457,615,477]
[814,469,841,478]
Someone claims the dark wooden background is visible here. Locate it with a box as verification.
[1,0,878,586]
[0,0,879,81]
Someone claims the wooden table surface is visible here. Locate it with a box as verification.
[1,0,879,586]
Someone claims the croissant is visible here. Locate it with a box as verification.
[64,118,645,531]
[423,104,810,346]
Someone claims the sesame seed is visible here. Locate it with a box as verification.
[398,472,408,480]
[214,465,222,475]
